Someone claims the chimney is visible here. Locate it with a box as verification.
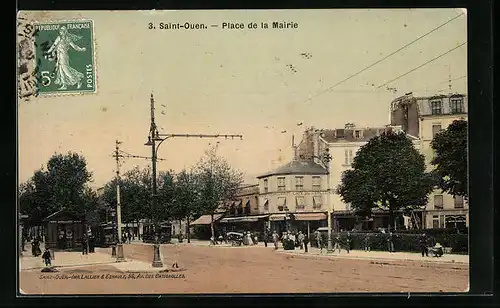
[292,135,297,160]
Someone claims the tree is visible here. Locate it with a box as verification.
[193,146,243,241]
[337,131,434,230]
[430,119,468,198]
[18,152,94,228]
[101,166,152,227]
[172,170,203,243]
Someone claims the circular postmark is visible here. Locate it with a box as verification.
[17,16,39,101]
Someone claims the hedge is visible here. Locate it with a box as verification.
[311,232,468,254]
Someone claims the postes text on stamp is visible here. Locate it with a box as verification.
[34,20,96,95]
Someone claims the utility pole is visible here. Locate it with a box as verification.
[114,140,125,262]
[145,93,243,268]
[111,141,163,261]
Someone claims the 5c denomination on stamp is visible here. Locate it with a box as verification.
[34,20,96,95]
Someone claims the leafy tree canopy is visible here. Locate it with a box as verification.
[430,119,468,198]
[337,131,434,225]
[19,152,95,226]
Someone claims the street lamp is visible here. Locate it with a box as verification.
[144,133,169,268]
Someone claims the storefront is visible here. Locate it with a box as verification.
[43,209,85,250]
[219,215,269,236]
[191,214,224,240]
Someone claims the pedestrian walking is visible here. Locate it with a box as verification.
[298,231,305,249]
[31,237,41,257]
[42,247,52,267]
[315,230,323,253]
[89,235,95,253]
[272,230,279,250]
[387,232,395,253]
[364,234,371,252]
[419,233,429,257]
[263,229,269,247]
[303,233,309,253]
[82,235,88,255]
[345,232,351,254]
[333,233,342,253]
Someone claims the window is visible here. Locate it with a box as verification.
[432,124,442,138]
[295,196,305,209]
[354,130,361,139]
[344,149,353,165]
[312,176,321,191]
[431,100,442,115]
[313,196,323,209]
[434,195,444,209]
[277,177,285,191]
[454,195,464,208]
[263,179,268,193]
[245,200,251,214]
[439,215,445,228]
[450,98,464,113]
[295,176,304,191]
[432,215,439,229]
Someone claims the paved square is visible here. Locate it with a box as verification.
[20,243,468,294]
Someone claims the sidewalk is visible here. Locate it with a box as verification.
[20,247,184,273]
[20,249,117,271]
[277,246,469,264]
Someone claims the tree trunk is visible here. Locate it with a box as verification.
[210,214,215,244]
[186,216,191,243]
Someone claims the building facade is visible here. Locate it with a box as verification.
[256,159,329,236]
[391,92,468,229]
[294,124,421,231]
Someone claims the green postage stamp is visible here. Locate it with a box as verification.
[34,20,96,95]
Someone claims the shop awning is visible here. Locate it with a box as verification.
[269,214,287,221]
[191,214,223,225]
[263,199,269,207]
[245,200,250,207]
[294,213,327,221]
[220,215,269,223]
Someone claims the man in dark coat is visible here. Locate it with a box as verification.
[420,233,429,257]
[263,229,269,247]
[82,235,88,255]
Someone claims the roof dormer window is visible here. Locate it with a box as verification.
[430,100,442,115]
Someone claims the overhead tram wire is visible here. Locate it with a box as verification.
[300,12,465,104]
[376,42,467,89]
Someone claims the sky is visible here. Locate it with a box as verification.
[17,9,467,189]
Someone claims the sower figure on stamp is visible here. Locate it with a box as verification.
[46,26,86,90]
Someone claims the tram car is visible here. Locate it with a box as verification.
[142,221,172,244]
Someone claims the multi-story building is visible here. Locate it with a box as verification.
[391,92,468,229]
[295,124,420,231]
[256,159,329,236]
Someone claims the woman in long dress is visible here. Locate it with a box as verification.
[46,25,86,90]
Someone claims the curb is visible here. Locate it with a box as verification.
[22,260,123,271]
[277,251,469,265]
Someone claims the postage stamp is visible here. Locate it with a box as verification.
[33,20,96,95]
